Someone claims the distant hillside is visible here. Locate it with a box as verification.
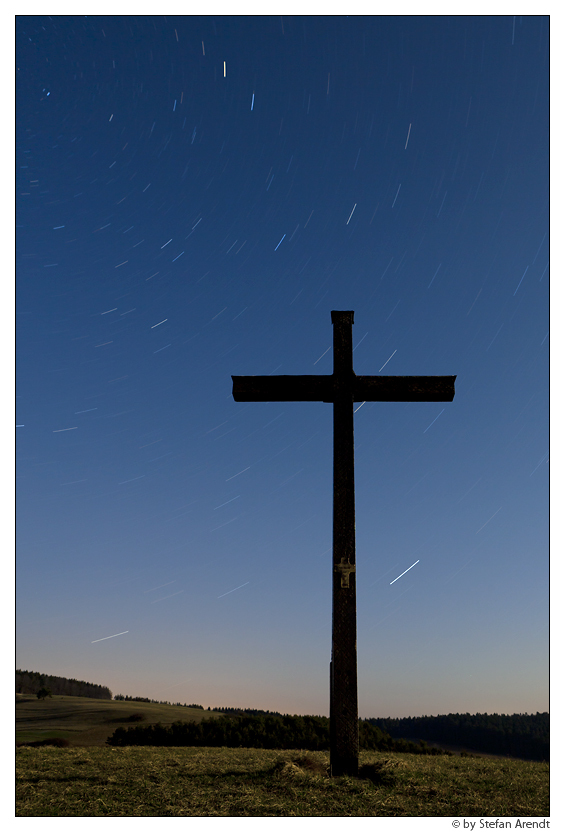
[366,712,549,761]
[16,676,548,761]
[16,694,219,747]
[16,670,112,700]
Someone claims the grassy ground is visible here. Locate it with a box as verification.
[15,745,549,817]
[16,695,219,747]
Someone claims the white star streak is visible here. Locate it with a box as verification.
[379,350,397,372]
[91,631,129,643]
[226,467,250,481]
[475,507,502,534]
[313,345,331,365]
[423,409,445,433]
[151,591,184,603]
[217,582,249,599]
[390,560,420,585]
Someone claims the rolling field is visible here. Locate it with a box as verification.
[16,694,220,747]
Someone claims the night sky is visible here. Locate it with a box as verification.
[16,15,548,718]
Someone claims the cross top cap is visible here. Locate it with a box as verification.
[331,310,354,324]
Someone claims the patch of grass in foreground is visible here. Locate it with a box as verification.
[15,746,549,817]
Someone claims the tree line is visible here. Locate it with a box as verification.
[106,713,448,754]
[16,670,548,760]
[367,712,549,761]
[16,669,112,700]
[114,694,203,708]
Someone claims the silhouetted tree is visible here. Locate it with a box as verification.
[36,687,52,700]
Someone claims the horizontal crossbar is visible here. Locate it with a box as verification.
[355,375,456,402]
[232,375,456,403]
[232,375,332,402]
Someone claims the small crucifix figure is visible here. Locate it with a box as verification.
[232,311,456,776]
[335,558,355,589]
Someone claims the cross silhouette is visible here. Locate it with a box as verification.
[232,311,456,776]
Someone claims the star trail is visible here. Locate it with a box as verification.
[16,15,548,718]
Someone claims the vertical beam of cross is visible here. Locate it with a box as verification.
[231,311,456,778]
[330,311,359,776]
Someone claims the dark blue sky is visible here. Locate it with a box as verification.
[16,15,548,717]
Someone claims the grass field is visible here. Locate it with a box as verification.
[15,696,549,817]
[15,745,549,817]
[16,694,219,747]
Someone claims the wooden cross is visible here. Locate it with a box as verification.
[232,311,456,776]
